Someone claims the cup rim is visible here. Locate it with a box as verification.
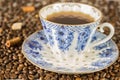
[39,2,103,26]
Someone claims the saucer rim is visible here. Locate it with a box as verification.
[22,30,119,74]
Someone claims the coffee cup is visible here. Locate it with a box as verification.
[39,3,114,56]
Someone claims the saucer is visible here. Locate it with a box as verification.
[22,30,119,74]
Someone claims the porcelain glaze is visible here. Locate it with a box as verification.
[22,30,119,74]
[39,3,114,55]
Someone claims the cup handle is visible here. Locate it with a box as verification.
[91,23,114,47]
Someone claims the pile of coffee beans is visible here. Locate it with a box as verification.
[0,0,120,79]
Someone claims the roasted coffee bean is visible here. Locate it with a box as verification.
[34,73,40,79]
[4,73,10,79]
[100,78,106,80]
[17,64,24,71]
[28,74,34,80]
[94,76,99,80]
[13,54,18,60]
[10,73,17,79]
[0,58,3,63]
[18,74,23,79]
[106,74,111,78]
[75,77,82,80]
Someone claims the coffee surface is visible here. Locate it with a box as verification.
[46,11,94,25]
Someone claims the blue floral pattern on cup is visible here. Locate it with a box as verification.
[40,19,97,54]
[76,26,91,51]
[45,28,54,46]
[55,27,74,51]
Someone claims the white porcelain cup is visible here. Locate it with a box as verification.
[39,3,114,55]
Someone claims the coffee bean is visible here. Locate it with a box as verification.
[1,70,4,75]
[29,70,34,75]
[88,78,93,80]
[22,70,28,74]
[4,59,9,64]
[28,66,35,70]
[44,74,52,80]
[0,58,3,63]
[13,54,18,60]
[109,71,115,77]
[10,73,17,79]
[18,74,23,79]
[75,77,82,80]
[11,68,16,73]
[115,77,120,80]
[41,0,49,6]
[21,74,28,80]
[28,74,34,80]
[19,58,25,63]
[100,78,106,80]
[34,73,40,79]
[6,63,12,70]
[17,64,24,71]
[81,76,87,79]
[13,61,18,66]
[24,62,28,66]
[94,76,99,80]
[116,72,120,77]
[39,77,44,80]
[106,74,111,78]
[4,73,10,79]
[35,3,42,8]
[0,75,4,80]
[15,71,19,74]
[59,75,66,80]
[0,28,3,34]
[100,72,106,78]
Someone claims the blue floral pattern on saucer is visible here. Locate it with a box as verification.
[22,30,119,74]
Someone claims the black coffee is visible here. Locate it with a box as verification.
[46,11,94,25]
